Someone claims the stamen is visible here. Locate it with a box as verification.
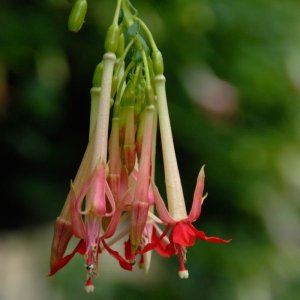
[178,246,189,279]
[148,211,163,224]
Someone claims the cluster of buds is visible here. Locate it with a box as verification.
[48,0,230,292]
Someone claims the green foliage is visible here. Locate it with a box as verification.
[1,0,300,299]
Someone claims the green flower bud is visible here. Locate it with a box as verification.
[116,33,125,57]
[105,24,120,53]
[92,62,103,87]
[122,80,135,106]
[68,0,87,33]
[146,85,155,106]
[152,49,164,75]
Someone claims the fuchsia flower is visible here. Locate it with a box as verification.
[49,52,133,292]
[49,0,231,292]
[151,167,231,278]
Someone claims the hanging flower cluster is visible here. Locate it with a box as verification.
[49,0,230,292]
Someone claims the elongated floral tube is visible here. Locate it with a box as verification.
[91,52,116,168]
[89,87,101,141]
[130,105,155,250]
[123,105,136,174]
[108,117,122,203]
[155,75,187,220]
[134,105,155,201]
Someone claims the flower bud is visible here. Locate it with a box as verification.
[116,33,125,57]
[146,85,155,106]
[105,24,120,53]
[92,62,103,87]
[68,0,87,32]
[152,49,164,75]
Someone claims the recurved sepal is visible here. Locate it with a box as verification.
[50,217,73,271]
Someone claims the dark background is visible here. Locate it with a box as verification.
[1,0,300,299]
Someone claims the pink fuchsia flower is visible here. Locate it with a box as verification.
[48,160,133,290]
[49,52,133,290]
[129,105,156,253]
[49,125,98,274]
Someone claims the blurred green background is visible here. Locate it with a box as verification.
[1,0,300,299]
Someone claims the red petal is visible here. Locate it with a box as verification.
[124,239,134,261]
[102,239,133,271]
[151,226,173,257]
[48,239,85,276]
[172,222,196,247]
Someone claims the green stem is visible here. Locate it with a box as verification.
[112,37,136,97]
[135,17,158,52]
[122,0,134,26]
[142,51,151,88]
[115,60,135,106]
[113,0,122,25]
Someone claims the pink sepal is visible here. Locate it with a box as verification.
[70,185,85,239]
[48,239,85,276]
[187,166,205,222]
[151,181,177,225]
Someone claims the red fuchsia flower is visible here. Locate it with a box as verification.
[151,74,231,278]
[152,167,231,278]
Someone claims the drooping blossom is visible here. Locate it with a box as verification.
[49,0,231,292]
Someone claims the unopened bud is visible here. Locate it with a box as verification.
[116,33,125,57]
[152,49,164,75]
[105,24,120,53]
[68,0,87,32]
[92,62,103,87]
